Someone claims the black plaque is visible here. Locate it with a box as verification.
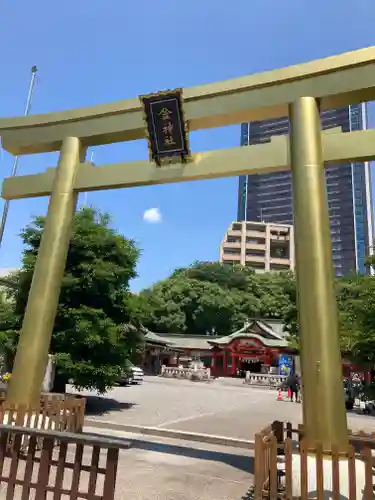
[139,89,191,166]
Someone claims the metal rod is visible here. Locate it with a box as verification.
[0,66,38,251]
[6,137,86,406]
[289,96,348,452]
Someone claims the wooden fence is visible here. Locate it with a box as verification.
[254,420,375,500]
[0,393,86,434]
[0,398,85,432]
[0,423,128,499]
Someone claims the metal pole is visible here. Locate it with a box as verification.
[289,96,348,452]
[6,137,85,406]
[0,66,38,251]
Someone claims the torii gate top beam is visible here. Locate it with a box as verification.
[1,46,375,155]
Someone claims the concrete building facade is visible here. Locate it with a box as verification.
[220,220,294,273]
[237,104,374,277]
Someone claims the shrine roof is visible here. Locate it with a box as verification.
[207,320,289,347]
[155,335,214,350]
[143,328,171,346]
[143,320,291,350]
[143,331,215,350]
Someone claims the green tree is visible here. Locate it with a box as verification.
[181,261,251,290]
[1,208,142,393]
[119,323,145,366]
[336,274,375,365]
[142,261,296,335]
[282,269,375,369]
[141,277,237,335]
[0,293,17,370]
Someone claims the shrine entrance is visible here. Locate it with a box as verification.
[207,320,291,377]
[238,358,262,375]
[1,46,375,452]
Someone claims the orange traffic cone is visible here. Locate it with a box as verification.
[277,389,283,401]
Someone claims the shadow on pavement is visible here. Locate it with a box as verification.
[86,431,254,474]
[131,439,254,474]
[84,396,136,416]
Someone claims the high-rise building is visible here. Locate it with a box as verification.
[220,221,295,273]
[237,104,374,276]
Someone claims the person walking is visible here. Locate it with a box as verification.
[286,373,300,402]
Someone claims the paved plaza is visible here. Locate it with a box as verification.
[69,376,375,499]
[84,428,254,500]
[74,376,375,441]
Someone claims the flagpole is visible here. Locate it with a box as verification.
[0,66,38,251]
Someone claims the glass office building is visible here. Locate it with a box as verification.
[237,104,374,276]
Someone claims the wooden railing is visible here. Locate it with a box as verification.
[272,420,375,450]
[254,420,375,499]
[0,395,86,434]
[0,423,128,499]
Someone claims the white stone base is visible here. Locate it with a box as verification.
[278,453,368,499]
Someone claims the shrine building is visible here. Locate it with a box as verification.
[142,318,367,379]
[143,319,295,377]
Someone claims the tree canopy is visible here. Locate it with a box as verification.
[141,259,375,371]
[336,272,375,365]
[281,266,375,368]
[1,208,144,393]
[140,261,295,335]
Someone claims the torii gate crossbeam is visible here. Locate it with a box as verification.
[1,47,375,455]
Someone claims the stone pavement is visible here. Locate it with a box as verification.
[84,427,254,500]
[71,377,375,442]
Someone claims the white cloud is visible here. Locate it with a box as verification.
[143,207,162,223]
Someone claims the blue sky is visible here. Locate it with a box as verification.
[0,0,374,291]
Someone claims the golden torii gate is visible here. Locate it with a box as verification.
[1,47,375,453]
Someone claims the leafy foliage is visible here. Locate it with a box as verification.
[141,259,375,371]
[283,267,375,368]
[140,262,294,335]
[1,208,143,393]
[336,273,375,364]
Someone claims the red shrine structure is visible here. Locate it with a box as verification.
[143,319,294,377]
[205,320,294,377]
[143,318,367,379]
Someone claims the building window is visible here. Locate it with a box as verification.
[224,248,241,255]
[270,245,289,259]
[246,249,265,257]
